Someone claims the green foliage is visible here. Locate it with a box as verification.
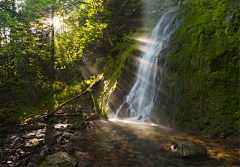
[233,120,240,131]
[70,120,89,130]
[49,117,58,123]
[39,160,48,167]
[96,30,142,118]
[0,0,109,126]
[55,0,108,61]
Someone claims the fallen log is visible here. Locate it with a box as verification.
[31,78,102,123]
[47,114,82,117]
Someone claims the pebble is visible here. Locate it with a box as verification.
[18,152,31,160]
[148,154,156,159]
[161,160,168,165]
[132,151,143,155]
[62,133,71,139]
[118,150,126,154]
[54,132,63,138]
[22,134,36,139]
[127,149,132,152]
[69,138,74,142]
[36,134,44,139]
[136,155,145,160]
[35,125,45,130]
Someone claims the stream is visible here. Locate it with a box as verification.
[66,118,239,166]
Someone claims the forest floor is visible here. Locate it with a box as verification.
[0,94,239,167]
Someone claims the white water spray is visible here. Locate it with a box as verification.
[116,12,176,120]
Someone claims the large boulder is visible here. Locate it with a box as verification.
[46,152,77,167]
[171,141,207,157]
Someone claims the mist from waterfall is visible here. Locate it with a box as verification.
[116,12,176,120]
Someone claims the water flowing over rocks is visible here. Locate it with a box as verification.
[116,11,178,119]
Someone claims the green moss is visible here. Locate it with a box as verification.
[49,117,58,123]
[39,160,48,167]
[71,121,89,130]
[158,0,240,138]
[233,120,240,131]
[97,33,141,117]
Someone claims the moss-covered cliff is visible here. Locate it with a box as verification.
[95,0,239,140]
[152,0,240,139]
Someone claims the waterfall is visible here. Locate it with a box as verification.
[116,12,177,120]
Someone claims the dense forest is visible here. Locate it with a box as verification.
[0,0,111,128]
[0,0,239,144]
[0,0,239,166]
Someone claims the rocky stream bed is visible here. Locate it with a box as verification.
[0,100,239,166]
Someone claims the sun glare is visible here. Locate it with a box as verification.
[53,16,61,30]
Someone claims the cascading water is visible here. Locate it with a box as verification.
[116,12,177,120]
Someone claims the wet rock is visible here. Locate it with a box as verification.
[6,161,12,165]
[6,155,14,161]
[127,149,132,152]
[136,154,145,160]
[0,139,4,147]
[46,152,77,167]
[132,151,143,155]
[169,42,181,54]
[171,141,207,157]
[148,154,156,159]
[137,115,142,120]
[36,134,45,139]
[68,130,75,134]
[158,48,168,65]
[153,159,161,166]
[2,149,10,155]
[18,152,31,160]
[52,146,61,153]
[68,147,75,153]
[50,138,58,145]
[161,160,168,165]
[62,133,72,139]
[39,149,50,159]
[69,138,74,142]
[32,140,43,148]
[18,144,32,152]
[29,154,41,166]
[35,125,45,130]
[25,125,35,131]
[46,126,55,130]
[145,158,155,166]
[116,103,129,118]
[43,145,49,149]
[59,139,66,145]
[118,149,126,154]
[35,146,42,153]
[54,132,63,138]
[22,134,36,139]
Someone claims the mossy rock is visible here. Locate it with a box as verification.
[70,121,88,130]
[153,0,240,138]
[233,120,240,131]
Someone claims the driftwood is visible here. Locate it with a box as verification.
[0,79,102,137]
[47,114,82,117]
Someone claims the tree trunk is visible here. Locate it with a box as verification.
[51,6,55,83]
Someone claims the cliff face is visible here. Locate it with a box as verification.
[151,0,240,139]
[99,0,239,139]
